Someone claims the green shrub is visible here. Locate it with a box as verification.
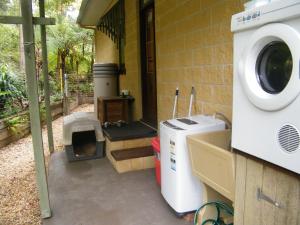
[5,114,29,135]
[0,65,27,118]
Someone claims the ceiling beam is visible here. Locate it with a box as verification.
[0,16,55,25]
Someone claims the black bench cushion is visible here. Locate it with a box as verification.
[103,121,157,141]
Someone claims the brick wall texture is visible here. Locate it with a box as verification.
[155,0,245,122]
[95,30,119,64]
[119,0,143,120]
[95,0,247,125]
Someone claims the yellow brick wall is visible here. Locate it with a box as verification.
[119,0,143,120]
[94,13,143,121]
[94,0,246,124]
[155,0,245,122]
[94,30,119,63]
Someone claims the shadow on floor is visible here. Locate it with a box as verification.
[43,152,191,225]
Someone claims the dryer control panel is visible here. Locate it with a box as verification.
[235,10,261,24]
[231,0,300,32]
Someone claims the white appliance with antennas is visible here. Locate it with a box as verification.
[160,87,226,214]
[231,0,300,174]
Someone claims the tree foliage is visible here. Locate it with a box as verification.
[0,0,94,118]
[0,25,20,72]
[47,16,93,75]
[0,0,19,16]
[0,65,27,118]
[0,0,10,13]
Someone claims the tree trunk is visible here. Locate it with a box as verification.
[76,60,79,75]
[19,25,25,72]
[61,52,69,115]
[82,43,85,57]
[61,52,66,90]
[56,49,61,85]
[90,38,94,73]
[70,54,74,72]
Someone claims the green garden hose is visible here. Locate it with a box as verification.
[194,201,234,225]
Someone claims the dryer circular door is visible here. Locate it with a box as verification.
[239,23,300,111]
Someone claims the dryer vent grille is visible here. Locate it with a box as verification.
[278,124,300,153]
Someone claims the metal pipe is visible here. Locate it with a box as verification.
[188,86,195,117]
[172,88,179,119]
[213,112,232,129]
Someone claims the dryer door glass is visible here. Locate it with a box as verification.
[256,41,293,94]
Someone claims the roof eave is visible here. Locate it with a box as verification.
[76,0,115,27]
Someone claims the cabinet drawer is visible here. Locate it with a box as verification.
[106,102,124,116]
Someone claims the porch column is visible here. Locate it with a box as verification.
[20,0,51,218]
[39,0,55,153]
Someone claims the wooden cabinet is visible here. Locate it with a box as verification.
[234,153,300,225]
[97,96,134,124]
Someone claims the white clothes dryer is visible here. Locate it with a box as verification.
[231,0,300,174]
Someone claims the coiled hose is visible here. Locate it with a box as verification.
[194,201,234,225]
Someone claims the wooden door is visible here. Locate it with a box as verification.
[140,3,157,128]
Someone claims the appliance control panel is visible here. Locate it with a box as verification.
[236,10,261,24]
[231,0,300,32]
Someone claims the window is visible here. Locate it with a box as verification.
[256,41,293,94]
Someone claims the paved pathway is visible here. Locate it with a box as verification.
[0,104,93,225]
[43,152,191,225]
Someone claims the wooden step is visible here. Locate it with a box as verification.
[111,146,154,161]
[105,137,155,173]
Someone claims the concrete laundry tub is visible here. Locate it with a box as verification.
[187,129,235,201]
[187,129,234,223]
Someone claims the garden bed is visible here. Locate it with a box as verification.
[0,97,81,148]
[78,93,93,104]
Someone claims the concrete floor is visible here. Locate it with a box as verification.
[43,152,191,225]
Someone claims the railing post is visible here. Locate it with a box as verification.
[20,0,51,218]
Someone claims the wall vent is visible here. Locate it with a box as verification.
[278,124,300,153]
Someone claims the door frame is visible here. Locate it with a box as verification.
[139,0,158,128]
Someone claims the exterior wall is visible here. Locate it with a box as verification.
[95,30,119,63]
[94,0,119,63]
[94,1,143,121]
[94,0,247,124]
[155,0,244,122]
[119,0,142,120]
